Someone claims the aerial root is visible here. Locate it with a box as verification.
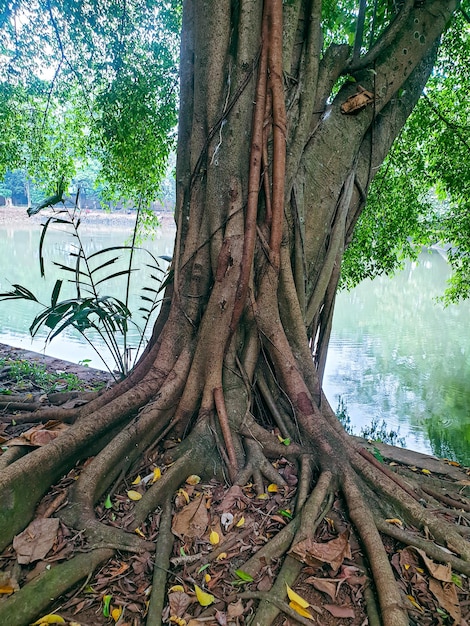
[342,471,410,626]
[235,438,288,495]
[146,497,174,626]
[0,547,114,626]
[248,470,334,625]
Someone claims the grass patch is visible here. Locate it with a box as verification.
[0,357,101,394]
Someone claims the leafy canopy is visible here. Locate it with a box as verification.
[1,1,470,299]
[0,0,181,204]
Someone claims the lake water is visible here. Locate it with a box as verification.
[1,219,469,464]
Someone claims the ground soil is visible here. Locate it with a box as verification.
[1,341,470,625]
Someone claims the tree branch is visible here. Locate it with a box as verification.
[348,0,414,72]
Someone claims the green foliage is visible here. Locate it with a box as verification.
[0,201,169,377]
[0,357,90,393]
[341,14,470,302]
[0,0,181,203]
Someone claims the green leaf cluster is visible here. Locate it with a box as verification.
[0,0,181,202]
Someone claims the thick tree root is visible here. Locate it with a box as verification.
[146,497,174,626]
[0,548,113,626]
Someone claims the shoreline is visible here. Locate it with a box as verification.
[0,342,114,387]
[0,204,176,230]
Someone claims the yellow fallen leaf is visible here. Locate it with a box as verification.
[267,484,278,493]
[186,475,201,485]
[257,493,268,500]
[131,475,141,485]
[135,527,146,538]
[217,552,227,560]
[0,586,15,594]
[407,594,424,612]
[236,516,245,527]
[111,606,122,622]
[31,615,66,625]
[421,468,431,475]
[289,601,314,620]
[194,584,214,606]
[204,573,211,583]
[209,530,219,545]
[385,518,403,527]
[169,584,185,592]
[169,617,186,626]
[446,460,460,467]
[286,584,309,609]
[152,467,162,483]
[127,490,142,501]
[177,488,190,504]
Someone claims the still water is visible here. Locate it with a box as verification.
[1,220,469,464]
[324,251,470,464]
[0,218,175,373]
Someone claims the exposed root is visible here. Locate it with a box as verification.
[343,471,409,626]
[0,548,113,626]
[146,497,174,626]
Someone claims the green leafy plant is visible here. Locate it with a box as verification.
[0,358,90,393]
[0,197,169,379]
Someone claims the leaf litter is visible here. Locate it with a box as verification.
[1,352,470,625]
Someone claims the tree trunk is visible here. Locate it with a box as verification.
[1,2,468,625]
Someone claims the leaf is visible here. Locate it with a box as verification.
[267,484,278,493]
[111,606,122,622]
[169,590,191,616]
[286,584,309,609]
[235,516,245,528]
[289,601,314,620]
[406,595,424,612]
[135,527,146,538]
[152,467,162,482]
[172,496,208,539]
[102,594,112,617]
[186,474,201,485]
[289,531,352,572]
[209,530,220,545]
[235,570,254,582]
[429,579,461,622]
[385,518,403,527]
[324,604,355,618]
[304,576,337,601]
[131,475,142,485]
[104,494,113,509]
[13,518,60,564]
[31,615,66,625]
[194,584,215,606]
[127,490,142,501]
[169,585,185,592]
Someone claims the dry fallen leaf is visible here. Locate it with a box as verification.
[324,604,355,618]
[340,85,374,115]
[169,590,191,617]
[13,518,60,564]
[429,578,460,623]
[172,496,208,539]
[289,531,352,572]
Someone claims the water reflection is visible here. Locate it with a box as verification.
[2,222,470,464]
[325,250,470,464]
